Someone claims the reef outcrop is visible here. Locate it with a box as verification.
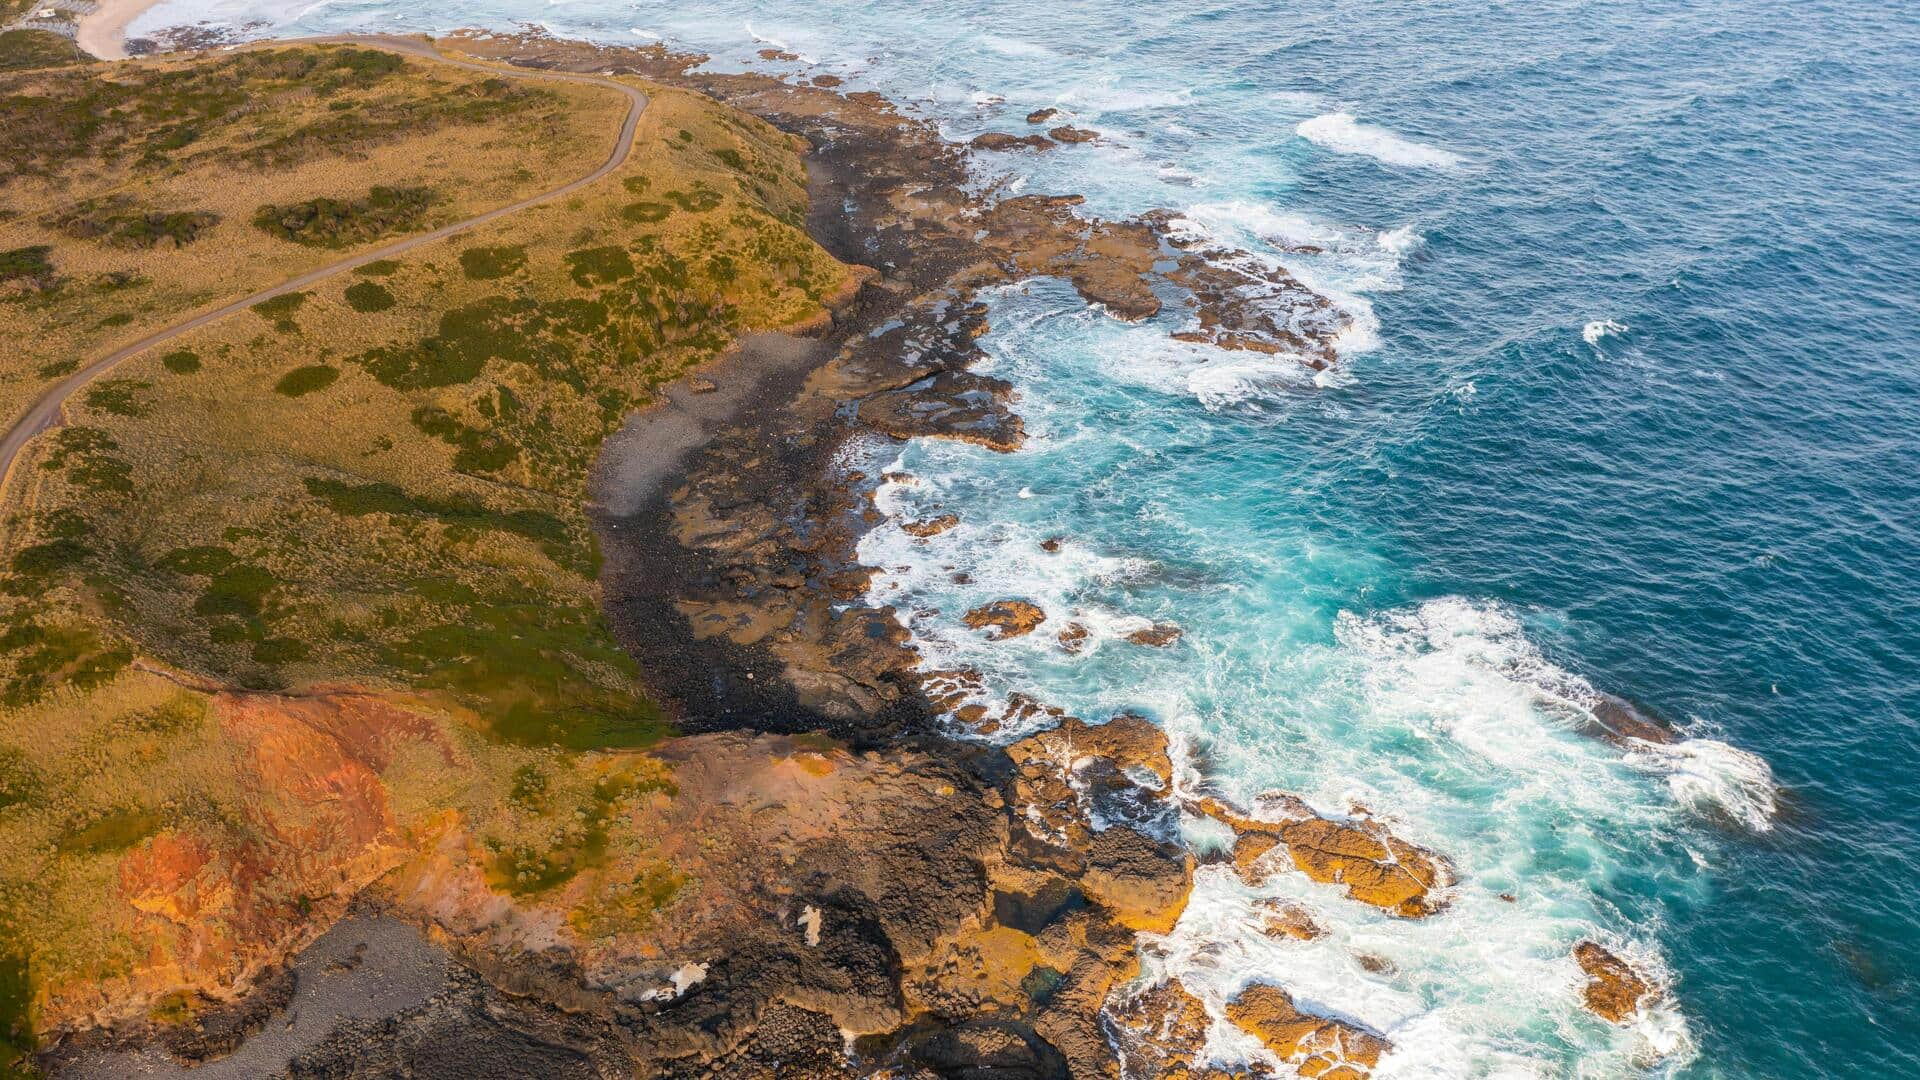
[1195,795,1452,918]
[1574,941,1654,1023]
[1227,983,1390,1080]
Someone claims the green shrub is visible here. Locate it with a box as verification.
[621,201,672,224]
[564,246,634,287]
[458,245,526,280]
[83,379,150,417]
[252,186,435,249]
[273,364,339,397]
[161,349,202,374]
[252,637,310,664]
[0,245,54,287]
[343,280,394,312]
[252,292,307,320]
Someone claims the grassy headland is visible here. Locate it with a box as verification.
[0,37,853,1063]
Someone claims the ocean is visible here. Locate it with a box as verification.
[131,0,1920,1074]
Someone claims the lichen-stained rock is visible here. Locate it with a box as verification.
[1574,941,1653,1023]
[1022,713,1176,793]
[1226,983,1389,1080]
[1195,796,1451,918]
[964,599,1049,639]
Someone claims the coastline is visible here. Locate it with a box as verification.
[31,26,1690,1079]
[72,0,162,59]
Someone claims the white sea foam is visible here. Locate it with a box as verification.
[1584,318,1629,345]
[980,34,1055,58]
[1336,597,1778,833]
[1628,737,1778,834]
[1377,224,1423,255]
[1296,111,1463,169]
[1057,82,1192,112]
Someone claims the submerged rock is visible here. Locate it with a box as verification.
[1106,978,1234,1080]
[1126,623,1183,647]
[1574,941,1653,1023]
[1057,623,1090,653]
[1255,898,1324,941]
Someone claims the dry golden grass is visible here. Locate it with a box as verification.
[0,42,627,430]
[0,43,855,1054]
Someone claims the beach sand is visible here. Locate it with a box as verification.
[75,0,164,59]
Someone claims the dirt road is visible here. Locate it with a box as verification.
[0,34,646,506]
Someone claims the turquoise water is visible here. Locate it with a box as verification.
[143,0,1920,1073]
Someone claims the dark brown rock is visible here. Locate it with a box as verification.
[971,131,1056,152]
[1126,623,1183,647]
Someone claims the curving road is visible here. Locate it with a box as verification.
[0,35,646,503]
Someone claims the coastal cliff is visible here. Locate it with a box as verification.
[0,28,1673,1080]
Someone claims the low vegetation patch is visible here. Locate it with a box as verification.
[253,186,436,248]
[52,204,220,249]
[0,245,54,291]
[273,364,339,397]
[343,280,395,312]
[459,245,527,280]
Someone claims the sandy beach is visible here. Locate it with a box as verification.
[74,0,163,59]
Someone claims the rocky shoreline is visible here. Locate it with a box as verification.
[44,28,1668,1079]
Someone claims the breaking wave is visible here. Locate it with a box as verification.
[1296,111,1464,169]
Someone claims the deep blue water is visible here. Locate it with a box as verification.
[149,0,1920,1072]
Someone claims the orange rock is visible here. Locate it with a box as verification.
[901,513,959,537]
[1226,983,1389,1079]
[1195,796,1450,918]
[1574,941,1652,1023]
[964,600,1047,639]
[1007,714,1174,792]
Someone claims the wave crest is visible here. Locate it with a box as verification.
[1296,111,1463,169]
